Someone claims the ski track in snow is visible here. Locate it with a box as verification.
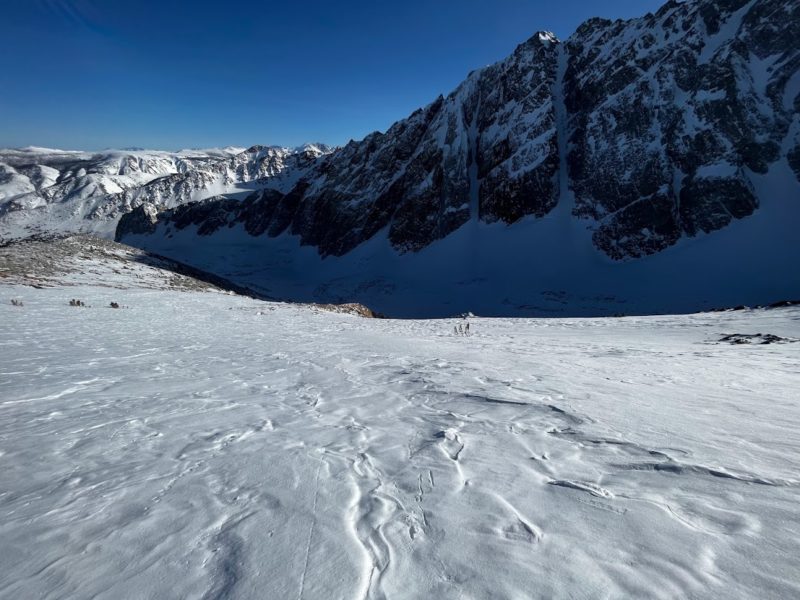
[1,284,800,599]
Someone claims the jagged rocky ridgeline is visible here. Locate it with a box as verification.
[0,144,333,241]
[117,0,799,261]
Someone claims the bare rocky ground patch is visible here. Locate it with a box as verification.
[0,234,377,317]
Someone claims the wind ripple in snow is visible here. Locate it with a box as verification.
[1,285,799,598]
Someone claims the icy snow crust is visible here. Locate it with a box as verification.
[1,280,799,598]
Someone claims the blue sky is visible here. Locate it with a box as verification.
[1,0,665,150]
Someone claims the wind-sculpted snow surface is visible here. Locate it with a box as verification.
[1,282,799,598]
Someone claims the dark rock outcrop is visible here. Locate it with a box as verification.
[565,0,797,255]
[117,0,799,261]
[115,203,162,238]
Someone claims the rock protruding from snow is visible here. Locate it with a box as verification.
[114,203,162,238]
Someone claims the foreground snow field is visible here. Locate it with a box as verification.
[1,284,799,599]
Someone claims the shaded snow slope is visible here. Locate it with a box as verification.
[1,281,799,598]
[121,157,800,318]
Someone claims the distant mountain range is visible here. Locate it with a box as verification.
[3,0,799,316]
[0,144,334,240]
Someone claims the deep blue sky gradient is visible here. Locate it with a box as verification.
[1,0,665,150]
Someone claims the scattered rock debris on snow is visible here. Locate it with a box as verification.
[718,333,797,345]
[0,235,383,317]
[308,302,383,318]
[0,234,269,298]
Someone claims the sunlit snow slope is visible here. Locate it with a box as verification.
[0,145,332,241]
[2,278,799,598]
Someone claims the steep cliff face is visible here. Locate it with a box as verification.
[109,0,800,317]
[194,31,561,257]
[565,0,799,258]
[121,0,798,264]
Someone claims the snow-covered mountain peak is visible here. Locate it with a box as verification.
[536,30,559,45]
[296,142,337,156]
[113,0,799,317]
[0,143,334,241]
[2,0,798,315]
